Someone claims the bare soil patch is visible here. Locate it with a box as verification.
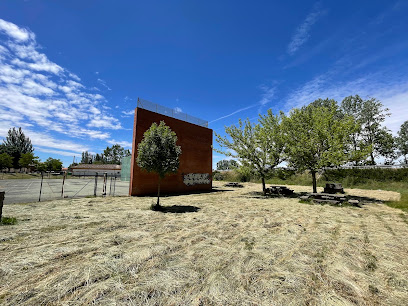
[1,182,407,305]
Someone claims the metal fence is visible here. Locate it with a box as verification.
[137,98,208,128]
[1,172,130,205]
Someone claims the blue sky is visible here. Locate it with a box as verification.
[0,1,407,167]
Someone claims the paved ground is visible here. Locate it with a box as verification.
[0,178,130,204]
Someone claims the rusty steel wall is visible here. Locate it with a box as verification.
[129,108,212,196]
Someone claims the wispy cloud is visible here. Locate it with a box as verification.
[0,18,123,158]
[107,139,132,148]
[209,85,276,124]
[287,3,325,55]
[174,106,182,114]
[121,109,134,117]
[97,78,112,90]
[283,68,408,134]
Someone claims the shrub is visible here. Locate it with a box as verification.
[1,217,17,225]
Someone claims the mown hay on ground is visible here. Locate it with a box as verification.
[0,182,407,305]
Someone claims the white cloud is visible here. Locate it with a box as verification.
[284,69,408,134]
[35,147,82,157]
[0,18,123,157]
[174,106,182,114]
[107,139,132,148]
[209,85,276,124]
[258,85,276,105]
[97,78,112,90]
[0,19,34,42]
[287,3,325,55]
[121,109,134,116]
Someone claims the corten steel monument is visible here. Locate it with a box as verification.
[129,99,212,196]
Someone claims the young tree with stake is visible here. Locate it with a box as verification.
[136,121,182,210]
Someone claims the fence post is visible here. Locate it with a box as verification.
[39,171,44,202]
[94,172,98,197]
[109,175,113,195]
[0,191,5,221]
[61,172,66,198]
[113,176,116,196]
[102,172,107,196]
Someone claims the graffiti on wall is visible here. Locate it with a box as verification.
[183,173,210,186]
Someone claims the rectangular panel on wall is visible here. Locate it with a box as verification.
[129,107,213,196]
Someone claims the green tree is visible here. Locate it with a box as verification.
[136,121,182,209]
[374,128,397,165]
[2,127,34,169]
[0,153,13,172]
[44,158,63,172]
[81,151,93,164]
[19,152,39,172]
[216,159,239,170]
[215,110,285,194]
[282,100,356,193]
[340,95,372,165]
[397,120,408,164]
[101,144,130,164]
[341,95,392,165]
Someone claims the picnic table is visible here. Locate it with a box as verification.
[266,185,294,195]
[324,183,345,194]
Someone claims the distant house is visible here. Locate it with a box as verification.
[71,164,121,177]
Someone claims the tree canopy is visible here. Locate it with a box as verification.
[397,120,408,164]
[80,145,130,165]
[0,153,13,171]
[341,95,393,165]
[44,157,63,172]
[1,127,33,169]
[282,99,357,193]
[19,152,39,171]
[136,121,182,209]
[216,159,239,170]
[215,110,285,194]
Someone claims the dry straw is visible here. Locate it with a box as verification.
[0,182,407,305]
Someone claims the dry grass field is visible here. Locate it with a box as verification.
[1,182,407,305]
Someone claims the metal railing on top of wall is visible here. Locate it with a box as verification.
[137,98,209,128]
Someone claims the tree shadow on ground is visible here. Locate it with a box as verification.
[159,205,201,214]
[243,190,383,203]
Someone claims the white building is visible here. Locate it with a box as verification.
[71,164,121,177]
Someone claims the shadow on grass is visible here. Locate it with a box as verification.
[243,190,383,205]
[155,205,201,214]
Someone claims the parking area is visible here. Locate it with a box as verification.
[0,178,130,204]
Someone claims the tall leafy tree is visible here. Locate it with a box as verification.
[19,152,39,172]
[282,100,356,193]
[216,159,239,170]
[136,121,182,210]
[81,151,93,164]
[215,110,285,194]
[2,127,34,169]
[44,157,63,172]
[397,120,408,164]
[0,153,13,172]
[341,95,392,165]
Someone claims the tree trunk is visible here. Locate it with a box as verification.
[261,176,266,195]
[370,152,375,165]
[155,177,161,209]
[311,170,317,194]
